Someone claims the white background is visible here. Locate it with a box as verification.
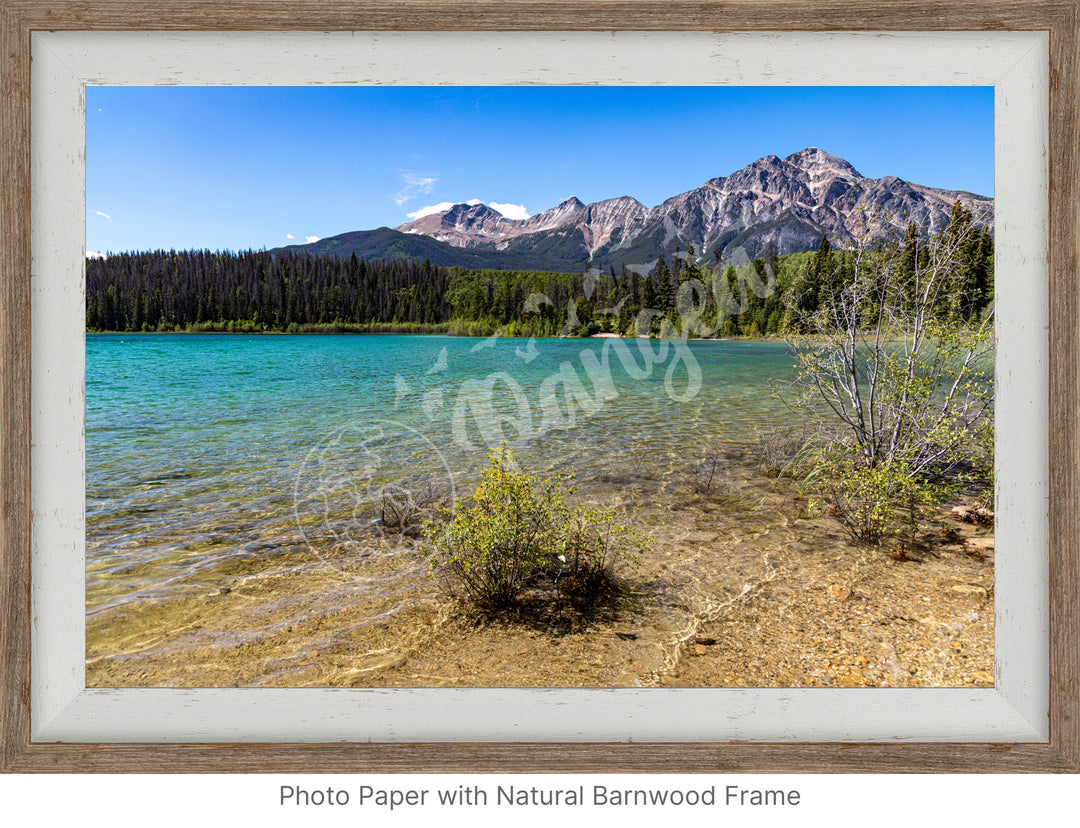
[2,773,1079,825]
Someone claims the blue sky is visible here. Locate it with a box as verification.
[86,86,994,255]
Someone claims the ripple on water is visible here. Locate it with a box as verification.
[86,335,798,639]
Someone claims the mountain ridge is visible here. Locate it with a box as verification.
[275,148,993,272]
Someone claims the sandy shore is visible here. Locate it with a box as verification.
[85,454,994,689]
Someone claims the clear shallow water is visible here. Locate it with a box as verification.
[86,333,797,612]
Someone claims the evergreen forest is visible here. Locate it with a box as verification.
[86,203,993,339]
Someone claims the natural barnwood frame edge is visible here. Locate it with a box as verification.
[1,0,1077,774]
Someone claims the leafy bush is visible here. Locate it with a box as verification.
[556,506,646,600]
[426,447,646,613]
[808,448,942,546]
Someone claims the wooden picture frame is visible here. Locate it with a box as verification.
[2,0,1077,773]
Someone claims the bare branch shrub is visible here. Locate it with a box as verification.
[782,205,995,545]
[689,442,733,495]
[379,480,448,536]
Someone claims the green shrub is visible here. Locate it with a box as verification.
[808,449,943,546]
[425,447,645,612]
[555,506,646,600]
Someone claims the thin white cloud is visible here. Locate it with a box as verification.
[286,233,295,239]
[393,171,439,205]
[306,235,320,244]
[488,202,529,220]
[86,251,107,259]
[406,201,456,221]
[94,210,112,222]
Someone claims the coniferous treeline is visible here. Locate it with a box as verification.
[779,203,995,333]
[86,203,993,337]
[84,246,784,337]
[86,249,455,333]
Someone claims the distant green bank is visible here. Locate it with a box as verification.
[86,218,992,339]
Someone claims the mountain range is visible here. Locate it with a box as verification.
[274,148,993,273]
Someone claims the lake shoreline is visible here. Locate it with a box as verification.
[84,328,914,346]
[86,455,995,689]
[85,333,993,689]
[85,327,771,339]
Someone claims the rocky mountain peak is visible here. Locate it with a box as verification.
[589,195,646,212]
[785,147,861,178]
[395,200,514,248]
[516,196,589,233]
[373,148,992,270]
[736,154,790,177]
[444,201,504,222]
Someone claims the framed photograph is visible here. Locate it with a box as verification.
[2,1,1078,773]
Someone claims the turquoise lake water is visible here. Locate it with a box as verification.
[85,334,797,610]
